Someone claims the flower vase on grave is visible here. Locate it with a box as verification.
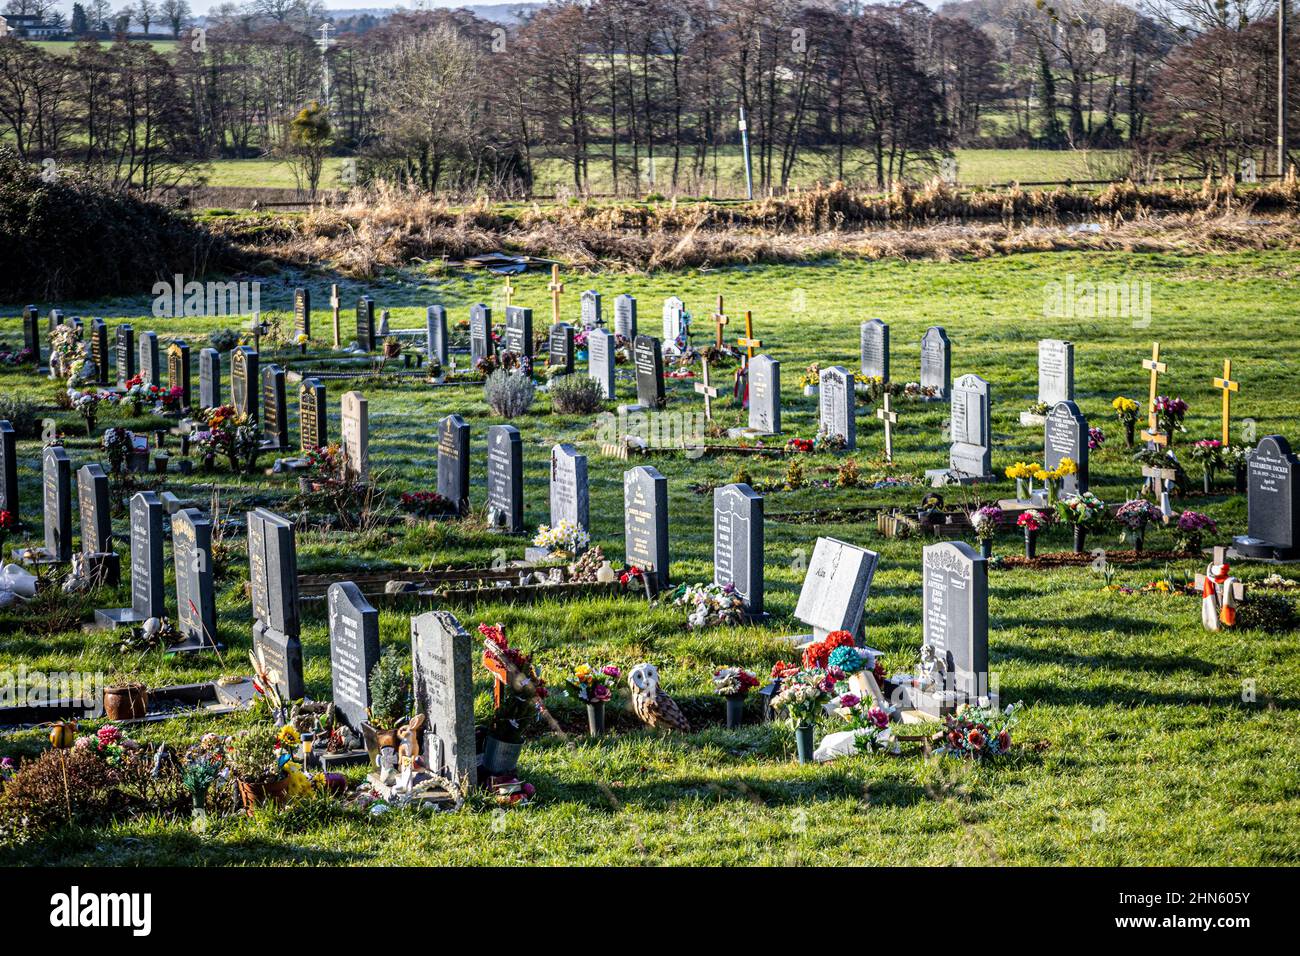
[1024,528,1038,559]
[1045,479,1059,507]
[1124,420,1136,447]
[1235,464,1247,493]
[1203,469,1214,495]
[725,694,746,729]
[1160,492,1174,524]
[482,734,523,775]
[1133,527,1145,555]
[1015,478,1025,500]
[1073,526,1087,554]
[795,724,815,763]
[586,700,605,737]
[980,539,993,561]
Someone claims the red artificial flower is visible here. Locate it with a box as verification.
[968,729,986,749]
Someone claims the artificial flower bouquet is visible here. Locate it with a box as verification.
[935,702,1019,760]
[480,623,548,743]
[1174,510,1217,553]
[670,581,745,628]
[971,505,1003,541]
[713,667,759,697]
[1115,498,1162,548]
[564,663,620,705]
[1017,509,1050,533]
[770,669,835,730]
[532,519,591,556]
[1055,492,1107,529]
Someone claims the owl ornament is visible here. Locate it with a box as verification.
[627,663,691,733]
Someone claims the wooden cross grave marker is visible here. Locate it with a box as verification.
[548,264,564,326]
[1195,546,1247,606]
[737,310,763,363]
[502,274,516,308]
[1140,341,1169,447]
[1214,359,1239,447]
[711,295,729,349]
[329,284,341,348]
[876,392,898,463]
[695,356,720,420]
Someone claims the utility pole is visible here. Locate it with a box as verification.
[739,106,753,200]
[1282,0,1290,177]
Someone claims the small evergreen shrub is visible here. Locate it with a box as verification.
[484,369,536,418]
[0,392,41,437]
[550,374,604,415]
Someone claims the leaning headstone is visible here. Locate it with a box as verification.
[293,287,312,339]
[486,424,524,533]
[915,541,990,716]
[714,483,765,618]
[818,365,855,450]
[581,289,602,329]
[22,306,39,363]
[920,326,951,400]
[327,581,380,732]
[550,443,589,534]
[410,610,476,783]
[1037,338,1074,406]
[662,296,687,350]
[138,331,161,386]
[261,363,289,450]
[747,354,781,435]
[633,335,666,409]
[231,346,259,420]
[426,305,448,367]
[1044,400,1089,494]
[548,322,575,375]
[614,294,637,339]
[355,296,375,352]
[199,347,221,410]
[90,319,109,386]
[41,445,72,563]
[860,319,890,382]
[587,328,616,400]
[341,390,369,481]
[469,304,493,366]
[167,341,191,411]
[437,414,471,516]
[115,324,136,387]
[791,537,880,644]
[504,305,533,361]
[0,421,17,525]
[94,491,165,628]
[1233,435,1300,560]
[172,507,219,652]
[248,507,303,700]
[624,465,669,591]
[299,377,328,452]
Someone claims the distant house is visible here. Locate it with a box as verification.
[0,14,68,40]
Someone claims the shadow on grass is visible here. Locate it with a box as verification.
[993,613,1169,636]
[6,827,360,867]
[995,642,1219,676]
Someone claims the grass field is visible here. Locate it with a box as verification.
[0,250,1298,865]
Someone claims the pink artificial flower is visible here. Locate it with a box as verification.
[592,684,611,702]
[868,707,889,729]
[602,665,621,679]
[839,693,861,709]
[97,725,121,747]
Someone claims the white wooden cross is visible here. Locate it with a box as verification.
[876,391,898,463]
[695,356,719,420]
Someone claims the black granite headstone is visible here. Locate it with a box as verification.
[437,414,471,516]
[486,424,524,533]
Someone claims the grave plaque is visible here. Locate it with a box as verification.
[91,319,109,385]
[48,308,63,332]
[1038,338,1074,406]
[426,305,448,366]
[1045,400,1088,494]
[0,421,17,524]
[714,483,764,617]
[793,537,880,642]
[230,346,259,420]
[42,445,72,562]
[550,443,589,534]
[947,373,993,479]
[172,507,218,650]
[94,491,165,627]
[469,304,493,366]
[327,581,380,732]
[633,335,666,409]
[22,305,39,361]
[614,294,637,339]
[437,414,471,516]
[587,328,616,400]
[860,319,890,382]
[248,507,303,700]
[818,365,855,450]
[341,390,369,481]
[505,305,533,360]
[548,322,575,374]
[486,424,524,533]
[921,541,989,710]
[581,289,602,329]
[356,296,375,352]
[138,331,160,385]
[115,324,136,387]
[293,287,312,339]
[410,610,476,782]
[662,296,687,348]
[167,341,191,411]
[261,364,288,450]
[199,348,221,410]
[1234,435,1300,559]
[748,354,781,434]
[77,463,112,555]
[921,326,951,400]
[299,377,327,451]
[624,465,669,591]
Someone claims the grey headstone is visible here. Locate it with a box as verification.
[96,490,165,627]
[714,483,764,616]
[356,296,375,352]
[167,341,191,411]
[662,296,687,348]
[138,331,160,386]
[411,610,476,782]
[437,414,471,516]
[748,354,781,434]
[261,363,289,450]
[426,305,448,366]
[922,541,990,708]
[299,377,327,452]
[614,294,637,339]
[948,373,993,479]
[624,465,669,590]
[341,390,368,481]
[550,443,589,535]
[115,324,136,387]
[0,421,17,524]
[172,507,217,649]
[818,365,855,450]
[199,348,221,410]
[860,319,890,381]
[294,287,312,339]
[22,305,39,361]
[921,326,951,400]
[1045,400,1088,494]
[1235,435,1300,559]
[486,424,524,533]
[469,304,493,366]
[580,289,602,329]
[77,463,112,555]
[633,335,666,409]
[230,346,259,420]
[327,581,380,732]
[504,305,533,360]
[548,322,575,375]
[248,507,303,701]
[1037,338,1074,406]
[794,537,880,642]
[42,445,72,562]
[587,328,616,400]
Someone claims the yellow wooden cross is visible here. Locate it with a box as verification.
[502,274,516,308]
[329,283,341,348]
[1140,342,1168,446]
[737,310,763,361]
[695,356,719,420]
[711,295,729,349]
[548,264,564,326]
[1213,359,1239,447]
[876,392,898,463]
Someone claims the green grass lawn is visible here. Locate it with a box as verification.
[0,250,1298,865]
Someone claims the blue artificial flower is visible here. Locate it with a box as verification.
[828,646,864,674]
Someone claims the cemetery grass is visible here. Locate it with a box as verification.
[2,249,1299,865]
